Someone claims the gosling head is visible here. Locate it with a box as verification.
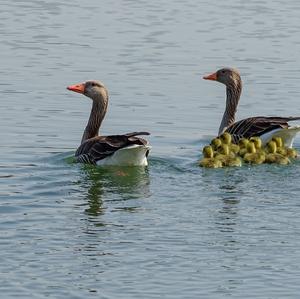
[266,140,277,154]
[249,136,262,149]
[203,145,214,158]
[210,138,222,150]
[219,144,230,155]
[238,138,249,149]
[286,148,297,158]
[247,141,257,154]
[220,132,232,145]
[272,137,283,148]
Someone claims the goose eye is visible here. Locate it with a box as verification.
[221,70,226,74]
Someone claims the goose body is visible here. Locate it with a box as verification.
[67,81,150,166]
[203,68,300,147]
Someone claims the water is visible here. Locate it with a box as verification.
[1,0,300,298]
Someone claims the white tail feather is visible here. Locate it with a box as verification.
[260,126,300,148]
[96,145,151,166]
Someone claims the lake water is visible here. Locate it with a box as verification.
[1,0,300,298]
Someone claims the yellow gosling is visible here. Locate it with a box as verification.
[238,138,249,157]
[213,150,219,157]
[276,156,291,165]
[247,141,256,154]
[214,154,227,165]
[272,137,283,148]
[214,144,230,165]
[243,141,265,164]
[265,153,290,165]
[265,140,277,154]
[210,138,222,150]
[217,144,236,157]
[220,132,232,145]
[238,138,249,149]
[202,145,214,158]
[230,143,240,154]
[264,141,290,164]
[271,137,287,156]
[250,136,262,150]
[239,148,248,158]
[199,158,223,168]
[215,144,241,167]
[265,153,277,164]
[200,145,223,168]
[244,152,265,165]
[286,148,297,159]
[218,144,230,155]
[223,156,242,167]
[276,147,287,156]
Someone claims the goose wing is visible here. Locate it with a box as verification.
[226,116,300,143]
[75,132,150,164]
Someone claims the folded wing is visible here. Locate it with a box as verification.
[75,132,150,164]
[226,116,300,143]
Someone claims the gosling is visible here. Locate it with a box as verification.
[265,141,290,165]
[199,145,223,168]
[243,141,265,165]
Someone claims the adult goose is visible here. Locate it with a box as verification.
[203,67,300,147]
[67,80,151,166]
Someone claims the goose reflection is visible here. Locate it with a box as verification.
[217,174,245,234]
[201,169,246,234]
[79,165,151,217]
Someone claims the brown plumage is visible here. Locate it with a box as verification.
[203,68,300,144]
[226,116,300,144]
[67,80,150,165]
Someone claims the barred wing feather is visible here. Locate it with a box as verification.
[226,116,300,144]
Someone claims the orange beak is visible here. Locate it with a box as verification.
[67,83,85,94]
[203,72,217,81]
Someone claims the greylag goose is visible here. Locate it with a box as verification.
[67,80,151,166]
[203,67,300,147]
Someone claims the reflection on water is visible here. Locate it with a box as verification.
[77,164,151,216]
[217,172,244,233]
[81,166,105,217]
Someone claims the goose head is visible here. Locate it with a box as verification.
[203,67,241,87]
[67,80,108,102]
